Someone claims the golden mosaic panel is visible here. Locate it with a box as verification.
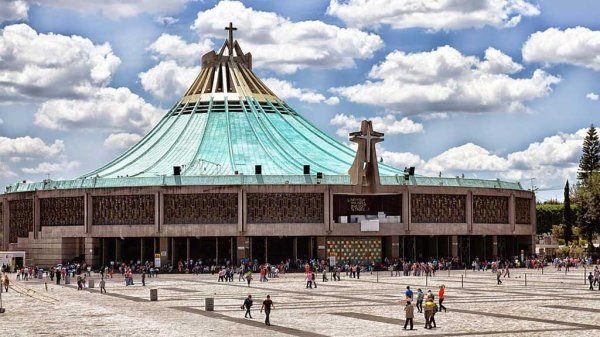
[164,193,237,224]
[247,193,324,224]
[92,195,155,225]
[411,194,466,223]
[326,237,382,263]
[9,199,33,243]
[40,197,84,227]
[515,197,531,224]
[473,195,509,224]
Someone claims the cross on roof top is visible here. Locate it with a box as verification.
[225,22,237,57]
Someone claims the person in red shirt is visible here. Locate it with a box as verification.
[438,284,447,312]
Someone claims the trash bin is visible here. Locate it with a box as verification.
[38,270,43,279]
[150,289,158,301]
[205,297,214,311]
[65,275,70,285]
[88,279,95,288]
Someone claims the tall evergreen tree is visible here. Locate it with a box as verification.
[578,124,600,181]
[563,180,573,244]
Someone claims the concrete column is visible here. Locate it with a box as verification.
[530,196,537,234]
[451,235,458,257]
[492,235,498,257]
[509,193,516,232]
[85,237,100,268]
[115,238,122,262]
[101,238,106,266]
[402,189,410,232]
[264,237,268,263]
[171,237,175,265]
[186,237,190,262]
[230,237,234,263]
[159,237,169,267]
[237,190,243,233]
[324,189,331,232]
[236,236,247,261]
[2,200,9,250]
[391,236,400,259]
[33,195,40,239]
[215,237,219,264]
[466,191,473,232]
[309,237,314,259]
[316,236,326,261]
[242,190,247,233]
[140,238,144,263]
[86,193,93,234]
[293,237,298,260]
[155,191,162,233]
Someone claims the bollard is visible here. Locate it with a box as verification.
[464,267,467,278]
[461,274,464,288]
[88,278,95,289]
[376,271,379,283]
[426,273,428,286]
[205,297,214,311]
[448,268,450,277]
[525,273,527,287]
[150,289,158,301]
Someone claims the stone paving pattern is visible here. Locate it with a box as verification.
[1,268,599,336]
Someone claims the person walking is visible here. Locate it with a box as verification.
[403,300,414,330]
[99,278,106,294]
[305,272,313,288]
[496,270,502,285]
[2,274,9,292]
[322,269,328,282]
[423,296,435,329]
[312,271,317,288]
[588,272,594,290]
[242,294,253,318]
[260,295,274,326]
[245,271,253,287]
[416,288,424,313]
[142,271,146,287]
[405,286,414,301]
[438,285,447,312]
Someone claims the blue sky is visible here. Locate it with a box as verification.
[1,0,599,201]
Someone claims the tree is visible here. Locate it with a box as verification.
[578,124,600,181]
[574,172,600,249]
[563,180,574,244]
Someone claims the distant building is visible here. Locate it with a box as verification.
[0,24,535,267]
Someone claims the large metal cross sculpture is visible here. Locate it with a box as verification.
[349,120,384,190]
[225,22,237,57]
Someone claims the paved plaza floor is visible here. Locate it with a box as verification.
[1,267,599,336]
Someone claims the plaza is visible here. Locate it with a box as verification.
[2,267,599,336]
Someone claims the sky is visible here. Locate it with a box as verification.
[0,0,599,202]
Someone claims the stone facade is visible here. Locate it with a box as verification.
[9,199,33,243]
[515,197,532,224]
[247,193,324,223]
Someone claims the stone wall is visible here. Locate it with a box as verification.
[473,196,509,224]
[515,197,531,224]
[9,199,33,243]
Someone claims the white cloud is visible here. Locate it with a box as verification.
[380,150,425,169]
[0,24,121,101]
[0,118,4,124]
[522,27,600,70]
[424,143,510,173]
[148,34,213,66]
[104,132,142,150]
[155,16,179,25]
[326,0,539,30]
[332,46,559,115]
[0,162,17,177]
[190,1,383,74]
[507,129,588,170]
[0,136,64,158]
[0,0,28,23]
[34,86,163,133]
[586,92,599,101]
[38,0,192,19]
[139,61,200,100]
[330,113,423,137]
[22,161,80,174]
[262,78,338,105]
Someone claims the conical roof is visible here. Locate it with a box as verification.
[82,24,403,179]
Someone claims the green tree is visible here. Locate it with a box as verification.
[578,124,600,181]
[574,172,600,248]
[563,180,574,244]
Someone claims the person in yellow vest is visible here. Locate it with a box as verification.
[423,295,435,329]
